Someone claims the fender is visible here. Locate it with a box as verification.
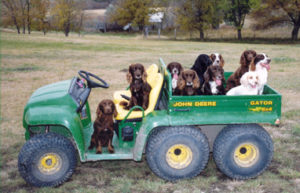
[23,106,87,161]
[133,110,170,161]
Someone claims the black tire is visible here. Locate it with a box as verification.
[18,133,77,187]
[213,124,273,180]
[146,126,209,181]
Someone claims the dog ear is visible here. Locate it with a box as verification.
[167,63,172,73]
[240,72,249,86]
[96,103,103,118]
[249,59,256,71]
[142,65,148,83]
[127,64,133,83]
[178,63,184,74]
[193,71,200,89]
[209,54,214,62]
[220,55,225,67]
[240,51,247,66]
[207,55,213,67]
[203,67,210,82]
[220,67,226,82]
[177,72,186,90]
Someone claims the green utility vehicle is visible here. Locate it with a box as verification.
[18,58,281,187]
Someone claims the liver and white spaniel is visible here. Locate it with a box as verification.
[210,53,225,67]
[167,62,184,91]
[202,65,225,95]
[250,53,271,95]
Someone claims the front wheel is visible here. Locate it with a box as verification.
[18,133,77,187]
[146,126,209,181]
[213,124,273,180]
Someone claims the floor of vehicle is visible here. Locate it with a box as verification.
[83,123,134,161]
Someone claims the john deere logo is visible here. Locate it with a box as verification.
[172,101,216,107]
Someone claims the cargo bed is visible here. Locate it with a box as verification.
[159,59,282,126]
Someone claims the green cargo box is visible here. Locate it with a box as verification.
[159,58,282,126]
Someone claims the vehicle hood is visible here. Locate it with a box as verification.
[26,79,73,108]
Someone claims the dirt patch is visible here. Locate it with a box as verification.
[119,68,128,72]
[294,179,300,189]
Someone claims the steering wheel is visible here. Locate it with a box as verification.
[78,70,109,88]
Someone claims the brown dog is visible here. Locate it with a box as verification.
[122,63,151,110]
[176,69,200,96]
[89,99,117,154]
[226,50,257,92]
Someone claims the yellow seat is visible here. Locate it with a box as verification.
[114,64,163,120]
[113,64,158,104]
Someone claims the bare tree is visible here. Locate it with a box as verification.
[251,0,300,40]
[26,0,31,34]
[19,0,26,33]
[2,0,21,34]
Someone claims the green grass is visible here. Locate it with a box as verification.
[1,63,42,72]
[1,31,300,193]
[292,125,300,136]
[1,39,151,52]
[273,57,297,63]
[284,109,300,120]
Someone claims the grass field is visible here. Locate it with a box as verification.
[1,31,300,193]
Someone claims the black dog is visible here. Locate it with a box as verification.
[191,54,212,87]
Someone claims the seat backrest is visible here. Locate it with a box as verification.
[144,64,163,114]
[145,72,163,114]
[114,64,163,120]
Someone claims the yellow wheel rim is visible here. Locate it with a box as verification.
[38,153,62,174]
[166,144,193,169]
[234,143,259,167]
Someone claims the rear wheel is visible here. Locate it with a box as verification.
[213,124,273,180]
[146,126,209,181]
[18,133,77,187]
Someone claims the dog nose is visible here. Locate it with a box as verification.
[186,82,193,86]
[216,60,219,63]
[267,59,271,63]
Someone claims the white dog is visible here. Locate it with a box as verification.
[226,71,260,96]
[249,53,271,95]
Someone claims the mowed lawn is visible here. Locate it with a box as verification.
[1,31,300,193]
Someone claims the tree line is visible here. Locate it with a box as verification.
[107,0,300,40]
[2,0,84,36]
[2,0,300,40]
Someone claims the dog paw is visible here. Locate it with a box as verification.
[88,145,93,150]
[108,149,114,153]
[108,148,115,153]
[96,151,102,154]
